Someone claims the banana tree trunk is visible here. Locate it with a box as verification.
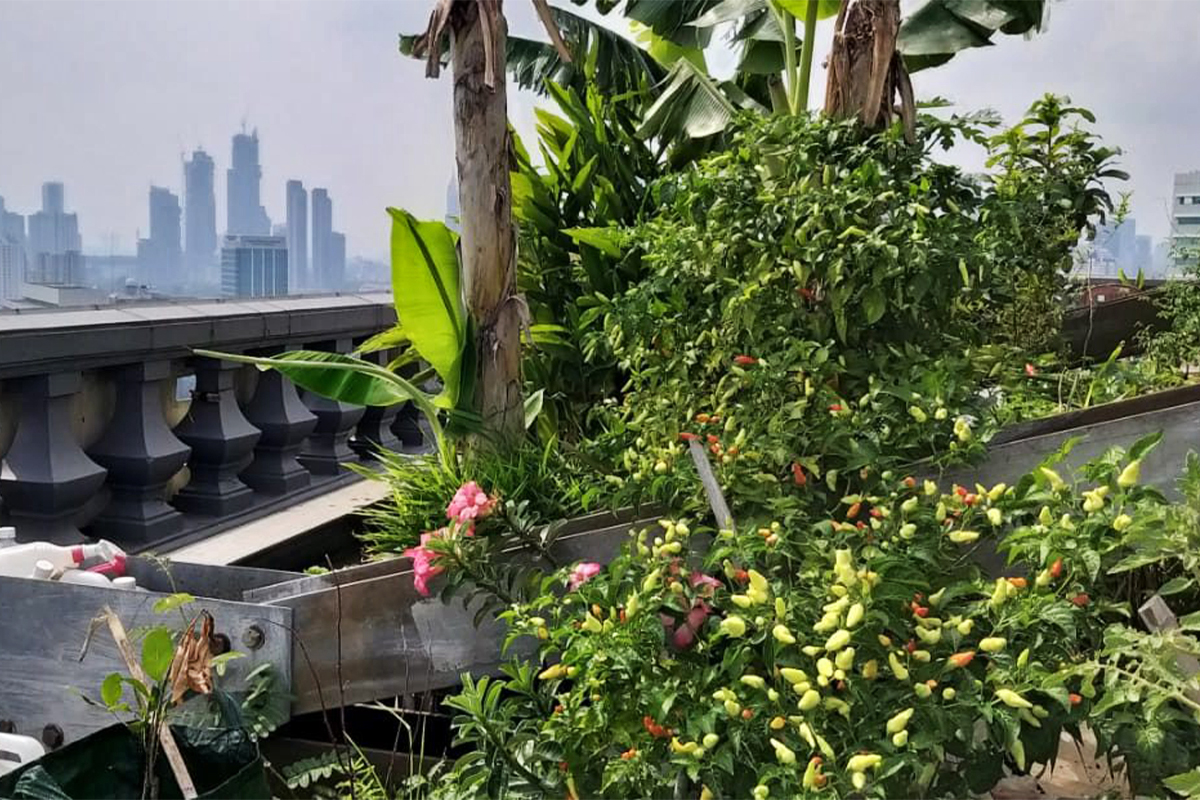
[450,0,524,445]
[824,0,915,142]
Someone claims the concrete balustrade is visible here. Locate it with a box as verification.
[0,293,422,547]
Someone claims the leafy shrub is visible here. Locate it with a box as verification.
[425,441,1185,799]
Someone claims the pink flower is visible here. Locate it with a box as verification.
[446,481,497,524]
[568,562,602,591]
[1025,363,1038,377]
[689,571,722,595]
[404,530,446,597]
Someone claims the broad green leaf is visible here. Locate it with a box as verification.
[900,0,1046,72]
[691,0,765,27]
[142,628,175,683]
[153,592,195,614]
[101,672,123,707]
[524,389,545,430]
[1179,610,1200,630]
[862,287,886,325]
[1128,430,1163,463]
[1164,769,1200,799]
[1158,576,1192,597]
[199,350,422,407]
[387,208,466,409]
[564,227,624,257]
[354,324,409,356]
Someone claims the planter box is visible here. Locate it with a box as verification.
[0,507,660,746]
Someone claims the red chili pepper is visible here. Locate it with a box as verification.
[810,756,823,765]
[903,477,916,488]
[847,502,861,519]
[792,462,807,486]
[620,748,637,761]
[710,443,722,455]
[1071,593,1090,607]
[1069,693,1082,706]
[695,413,711,423]
[707,434,720,445]
[679,432,698,442]
[869,508,882,519]
[1050,558,1063,579]
[913,606,930,618]
[554,704,564,714]
[560,760,569,771]
[799,287,815,301]
[828,404,843,412]
[741,708,754,720]
[906,639,917,653]
[964,493,978,506]
[734,569,749,584]
[955,486,968,497]
[1025,363,1038,377]
[949,651,975,668]
[619,608,627,624]
[1008,577,1028,589]
[733,355,757,366]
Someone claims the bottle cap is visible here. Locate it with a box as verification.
[113,576,137,589]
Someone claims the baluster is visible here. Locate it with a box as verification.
[298,339,365,475]
[87,362,191,543]
[240,350,318,494]
[351,349,401,461]
[173,358,261,516]
[390,359,427,449]
[0,372,107,543]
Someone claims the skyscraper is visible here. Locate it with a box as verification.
[0,195,27,253]
[311,187,332,290]
[0,195,24,299]
[1172,171,1200,272]
[221,234,288,297]
[227,130,270,236]
[28,181,81,260]
[285,180,308,290]
[183,148,217,278]
[137,186,182,287]
[329,231,346,291]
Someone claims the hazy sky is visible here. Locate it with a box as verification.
[0,0,1197,262]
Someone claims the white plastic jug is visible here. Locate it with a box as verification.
[0,732,45,777]
[0,539,124,579]
[0,527,15,549]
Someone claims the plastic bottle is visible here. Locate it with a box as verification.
[0,539,124,579]
[0,732,45,777]
[113,576,138,590]
[87,554,127,578]
[30,559,55,580]
[0,527,16,549]
[60,569,113,587]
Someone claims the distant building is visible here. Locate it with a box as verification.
[1172,171,1200,272]
[183,148,217,279]
[221,234,288,297]
[27,182,82,281]
[1097,218,1137,266]
[0,196,25,301]
[226,130,270,236]
[0,241,21,301]
[15,280,105,308]
[285,180,308,291]
[445,175,460,233]
[28,251,84,285]
[1134,235,1152,274]
[137,186,182,287]
[311,187,332,290]
[329,231,346,291]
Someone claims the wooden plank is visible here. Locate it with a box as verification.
[991,385,1200,447]
[242,507,661,605]
[280,517,661,715]
[936,398,1200,498]
[0,575,292,745]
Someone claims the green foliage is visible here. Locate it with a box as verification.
[513,77,662,440]
[1141,250,1200,374]
[432,447,1174,799]
[899,0,1047,72]
[979,94,1127,353]
[358,440,611,557]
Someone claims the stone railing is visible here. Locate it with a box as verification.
[0,293,421,548]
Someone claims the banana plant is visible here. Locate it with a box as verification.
[197,208,544,472]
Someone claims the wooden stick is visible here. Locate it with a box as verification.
[101,606,199,800]
[688,439,736,533]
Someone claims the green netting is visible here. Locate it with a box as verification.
[0,724,268,800]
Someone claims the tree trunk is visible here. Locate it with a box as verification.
[824,0,915,142]
[450,1,524,445]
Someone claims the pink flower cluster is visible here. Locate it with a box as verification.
[568,562,602,591]
[447,481,497,525]
[403,530,446,597]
